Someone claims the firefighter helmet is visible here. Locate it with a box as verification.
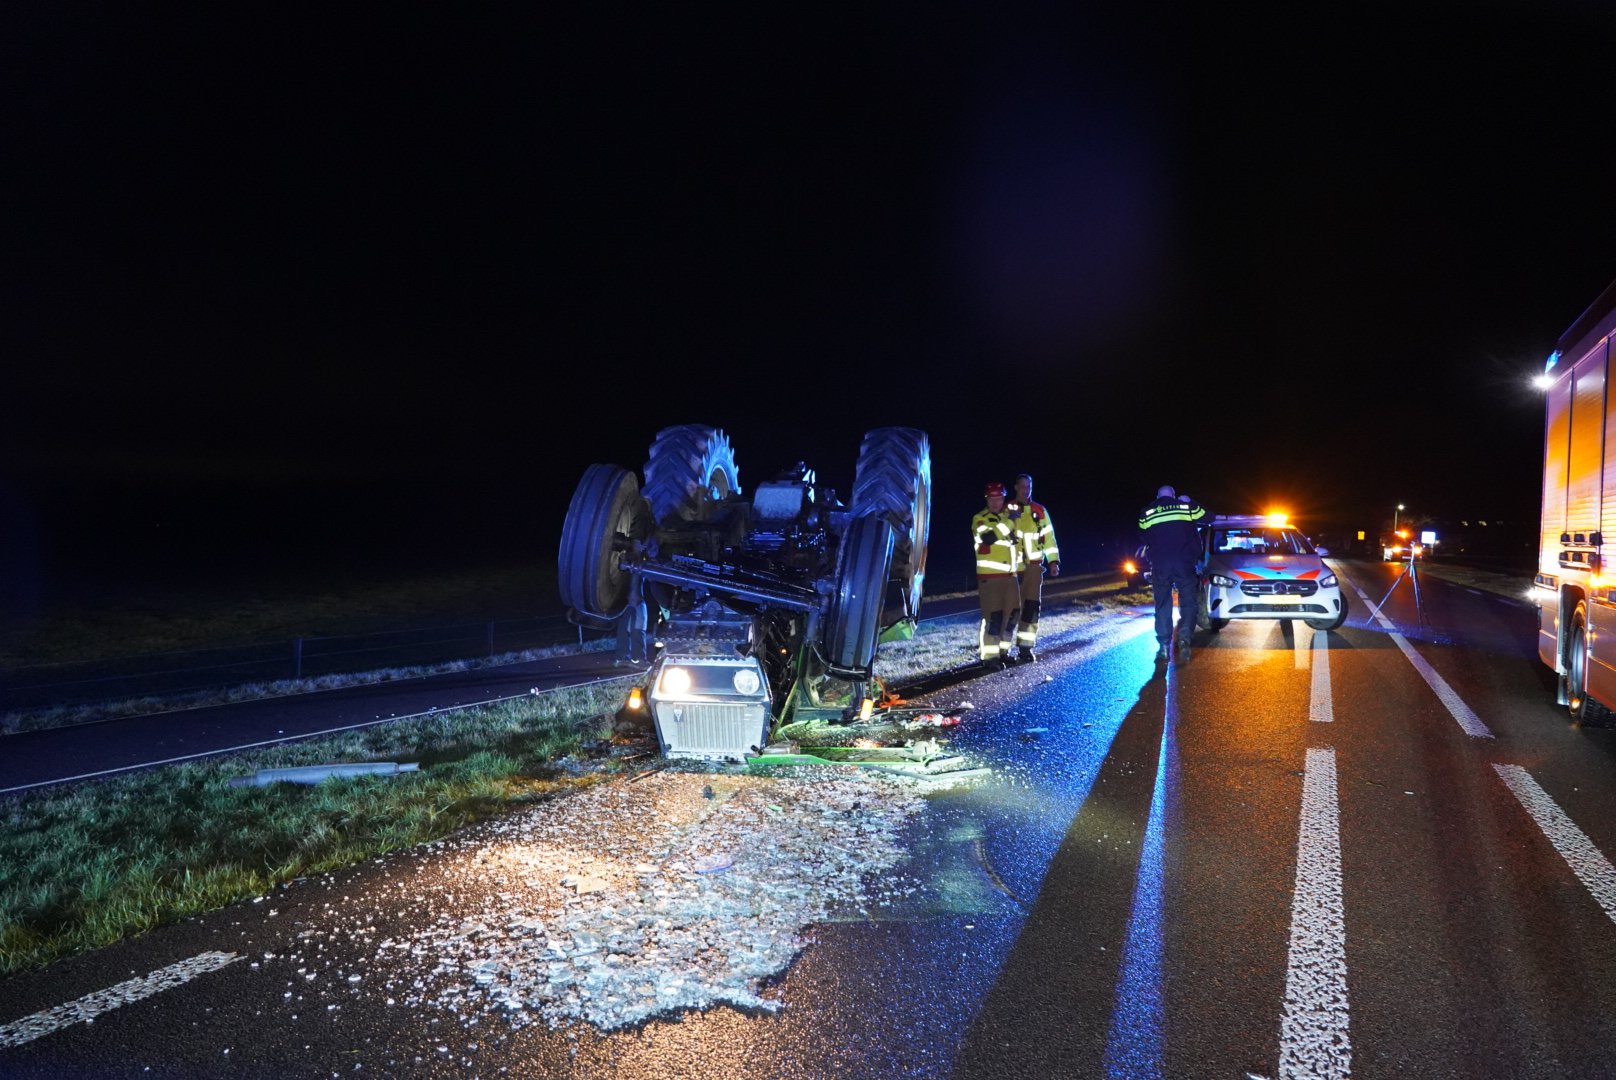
[984,482,1007,498]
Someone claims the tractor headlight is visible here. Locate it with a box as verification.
[732,668,761,695]
[1210,574,1237,587]
[659,666,691,696]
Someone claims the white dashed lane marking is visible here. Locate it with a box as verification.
[1494,765,1616,923]
[0,951,241,1049]
[1347,580,1493,739]
[1309,630,1333,723]
[1277,746,1352,1080]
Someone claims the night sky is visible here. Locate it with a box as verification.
[6,3,1616,606]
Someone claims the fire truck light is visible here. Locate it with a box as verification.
[1533,372,1555,390]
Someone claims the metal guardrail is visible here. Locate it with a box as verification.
[0,569,1132,716]
[0,614,605,714]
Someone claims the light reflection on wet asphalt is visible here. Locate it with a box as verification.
[482,613,1168,1079]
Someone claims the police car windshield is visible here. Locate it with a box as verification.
[1212,528,1314,556]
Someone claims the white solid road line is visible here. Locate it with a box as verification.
[0,951,241,1049]
[1277,746,1352,1080]
[1493,764,1616,924]
[1309,631,1333,723]
[1347,580,1493,739]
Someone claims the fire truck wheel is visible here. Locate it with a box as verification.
[557,464,653,619]
[1566,604,1615,725]
[643,425,740,526]
[824,514,896,671]
[850,427,930,629]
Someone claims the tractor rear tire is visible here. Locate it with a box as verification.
[824,514,896,672]
[850,427,931,628]
[642,425,740,526]
[557,464,653,619]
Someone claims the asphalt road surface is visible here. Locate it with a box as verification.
[5,560,1616,1078]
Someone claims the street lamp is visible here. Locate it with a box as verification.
[1394,504,1404,533]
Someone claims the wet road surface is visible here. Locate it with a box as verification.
[6,560,1616,1078]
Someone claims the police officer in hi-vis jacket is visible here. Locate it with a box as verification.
[972,482,1021,669]
[1007,472,1060,663]
[1138,484,1209,660]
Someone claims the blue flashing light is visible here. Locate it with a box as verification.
[1545,350,1560,372]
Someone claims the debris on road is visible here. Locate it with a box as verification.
[227,762,420,787]
[274,767,926,1032]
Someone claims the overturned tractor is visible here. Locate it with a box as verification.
[557,425,931,759]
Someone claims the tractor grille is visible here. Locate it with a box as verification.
[1240,580,1318,597]
[1230,603,1328,614]
[653,701,769,761]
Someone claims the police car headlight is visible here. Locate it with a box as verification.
[1320,573,1338,588]
[732,668,761,695]
[659,666,691,696]
[1210,574,1237,587]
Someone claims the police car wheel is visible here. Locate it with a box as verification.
[1305,595,1349,632]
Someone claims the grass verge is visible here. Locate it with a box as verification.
[0,679,629,978]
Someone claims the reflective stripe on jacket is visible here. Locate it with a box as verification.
[972,509,1021,576]
[1009,501,1059,563]
[1138,498,1208,564]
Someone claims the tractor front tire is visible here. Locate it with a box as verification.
[557,464,653,619]
[824,515,896,672]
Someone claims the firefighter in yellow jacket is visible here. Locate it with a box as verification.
[1007,472,1060,662]
[973,482,1022,669]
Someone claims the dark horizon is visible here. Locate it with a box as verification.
[5,3,1612,625]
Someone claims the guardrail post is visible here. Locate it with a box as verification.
[293,637,303,680]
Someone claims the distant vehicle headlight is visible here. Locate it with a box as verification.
[1320,573,1338,588]
[732,668,761,695]
[659,666,691,696]
[1210,574,1237,587]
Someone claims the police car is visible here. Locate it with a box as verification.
[1200,514,1348,632]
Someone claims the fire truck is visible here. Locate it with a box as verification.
[1537,276,1616,722]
